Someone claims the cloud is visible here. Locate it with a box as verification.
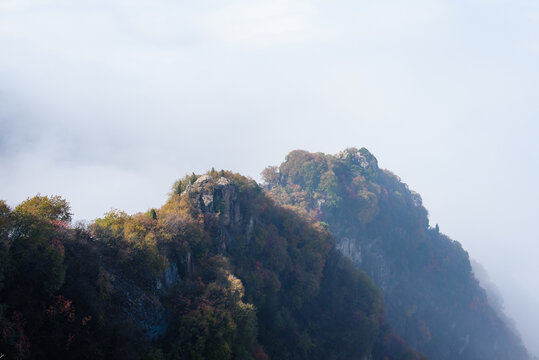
[200,0,327,47]
[1,1,539,355]
[198,0,449,48]
[343,0,450,39]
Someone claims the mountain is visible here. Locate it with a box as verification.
[0,147,529,359]
[0,171,424,359]
[263,148,531,360]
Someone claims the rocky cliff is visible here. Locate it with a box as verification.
[264,147,531,360]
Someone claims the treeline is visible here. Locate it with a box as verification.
[0,170,424,359]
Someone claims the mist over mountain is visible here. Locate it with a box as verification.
[2,2,539,355]
[263,148,532,360]
[470,259,520,338]
[0,147,534,359]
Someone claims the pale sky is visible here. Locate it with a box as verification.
[1,0,538,355]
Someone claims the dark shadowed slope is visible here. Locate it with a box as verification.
[0,172,424,359]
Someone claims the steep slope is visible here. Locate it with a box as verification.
[0,171,425,359]
[263,148,530,360]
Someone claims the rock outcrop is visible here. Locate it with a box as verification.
[112,272,167,340]
[335,147,379,177]
[185,175,241,226]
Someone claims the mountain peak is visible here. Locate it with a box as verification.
[335,147,379,177]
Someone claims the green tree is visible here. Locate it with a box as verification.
[15,194,72,222]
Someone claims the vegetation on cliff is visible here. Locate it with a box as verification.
[263,148,530,360]
[5,146,524,360]
[0,169,424,359]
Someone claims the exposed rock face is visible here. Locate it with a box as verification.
[156,262,180,291]
[332,234,391,292]
[335,147,379,175]
[185,175,241,226]
[164,262,179,287]
[336,237,362,265]
[112,273,167,340]
[362,241,391,293]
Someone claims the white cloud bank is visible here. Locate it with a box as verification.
[1,0,538,356]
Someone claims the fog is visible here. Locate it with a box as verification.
[1,0,538,355]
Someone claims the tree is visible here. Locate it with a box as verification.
[15,194,72,223]
[0,201,12,291]
[261,166,280,187]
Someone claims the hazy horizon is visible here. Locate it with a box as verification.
[1,0,538,355]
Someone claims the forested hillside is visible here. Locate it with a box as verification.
[263,148,531,360]
[1,147,530,360]
[0,171,424,359]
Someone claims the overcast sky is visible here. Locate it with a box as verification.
[1,0,538,355]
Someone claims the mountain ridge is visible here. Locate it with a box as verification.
[263,147,531,360]
[0,147,531,359]
[0,168,424,359]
